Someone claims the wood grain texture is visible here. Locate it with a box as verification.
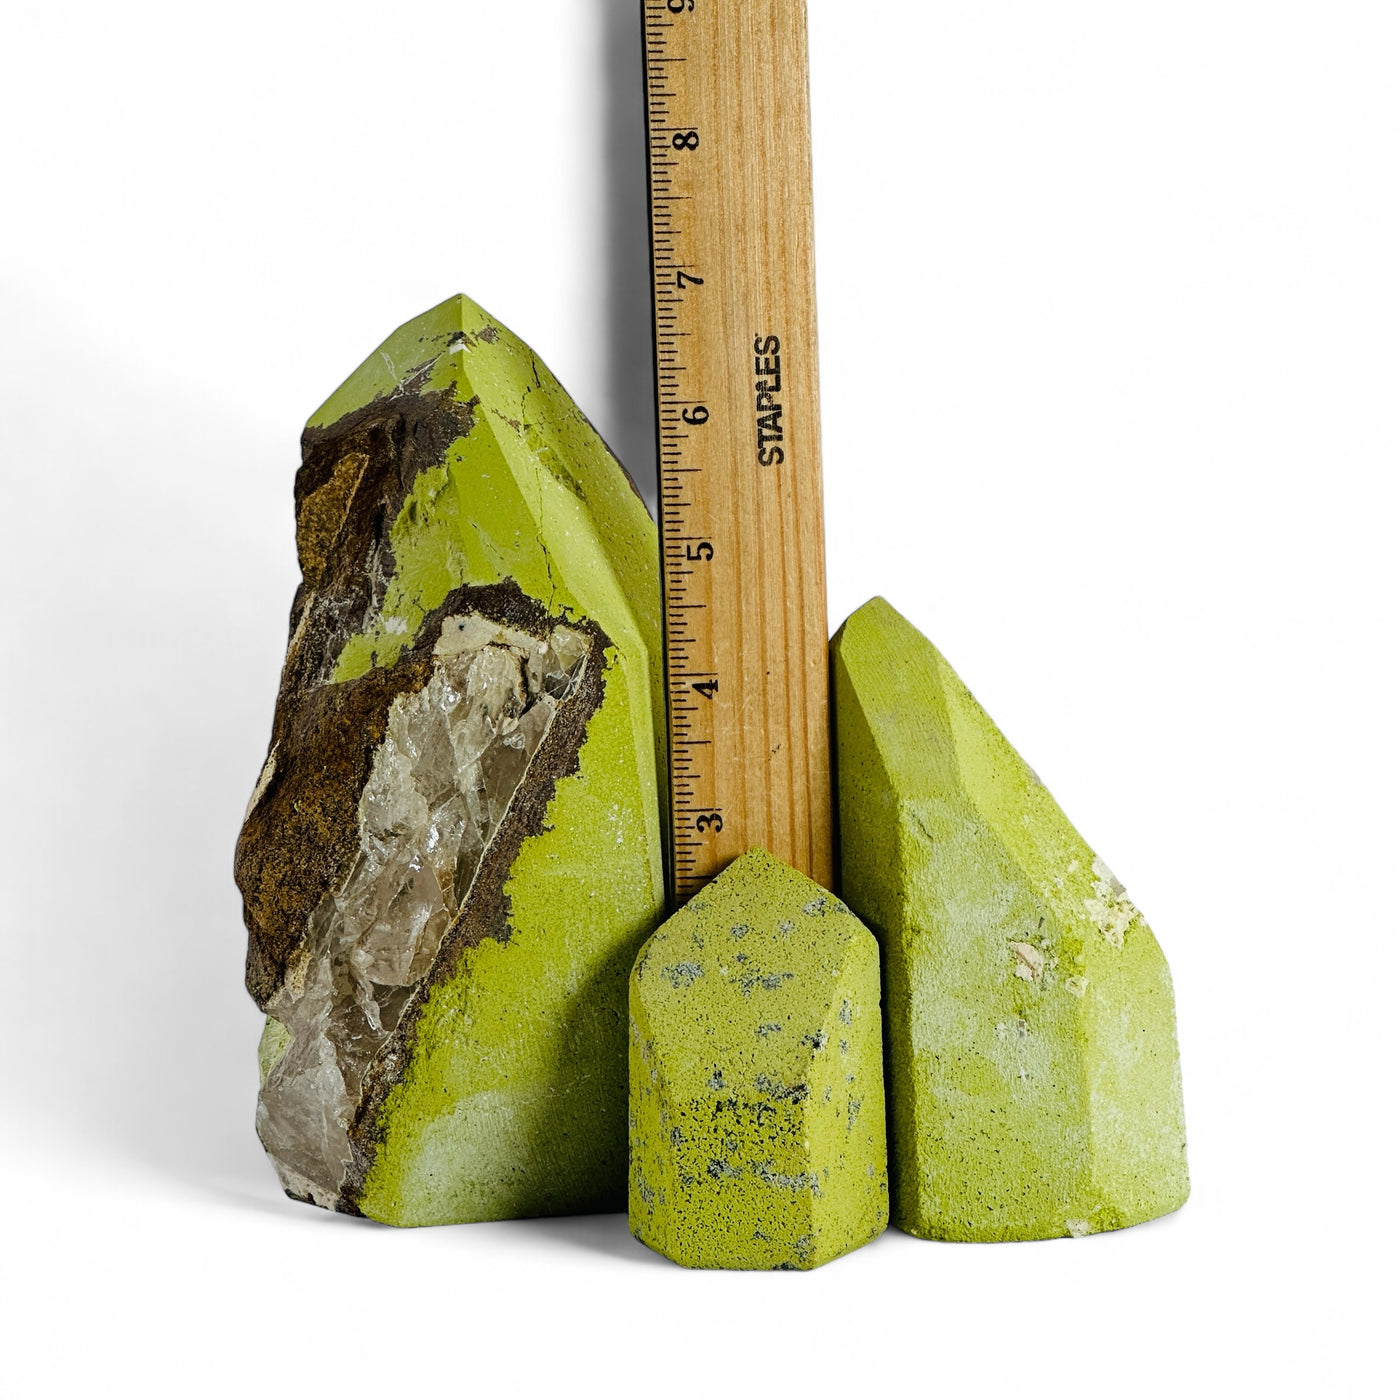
[644,0,832,902]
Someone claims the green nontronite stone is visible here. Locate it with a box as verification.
[235,294,666,1224]
[832,598,1188,1241]
[629,849,889,1269]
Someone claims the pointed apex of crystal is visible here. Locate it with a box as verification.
[309,292,500,429]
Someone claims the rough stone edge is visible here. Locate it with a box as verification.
[236,373,478,1008]
[336,582,611,1214]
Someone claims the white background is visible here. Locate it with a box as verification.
[1,2,1394,1395]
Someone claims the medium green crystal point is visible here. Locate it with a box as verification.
[236,294,665,1224]
[629,849,889,1269]
[832,597,1188,1241]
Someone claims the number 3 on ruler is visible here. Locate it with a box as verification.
[695,812,723,833]
[667,0,695,12]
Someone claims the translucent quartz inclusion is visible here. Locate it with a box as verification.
[258,616,589,1206]
[236,295,665,1223]
[629,849,889,1270]
[831,598,1188,1241]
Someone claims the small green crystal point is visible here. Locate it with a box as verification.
[831,597,1188,1241]
[629,848,889,1269]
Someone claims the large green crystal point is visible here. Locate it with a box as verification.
[832,597,1188,1241]
[236,295,665,1224]
[629,849,889,1269]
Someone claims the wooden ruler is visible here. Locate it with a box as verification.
[642,0,832,904]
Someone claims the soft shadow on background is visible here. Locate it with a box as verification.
[595,0,659,513]
[8,3,659,1240]
[519,1212,674,1267]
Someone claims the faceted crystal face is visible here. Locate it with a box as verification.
[256,613,590,1205]
[629,849,889,1270]
[831,597,1188,1241]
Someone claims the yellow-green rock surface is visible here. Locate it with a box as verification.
[629,849,888,1269]
[832,598,1188,1241]
[236,294,665,1224]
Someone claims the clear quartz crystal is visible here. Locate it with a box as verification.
[256,614,589,1204]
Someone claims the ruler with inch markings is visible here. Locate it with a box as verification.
[642,0,833,904]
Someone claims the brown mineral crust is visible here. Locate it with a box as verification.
[238,610,430,1010]
[238,574,606,1013]
[237,374,479,1008]
[287,370,479,693]
[338,600,610,1212]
